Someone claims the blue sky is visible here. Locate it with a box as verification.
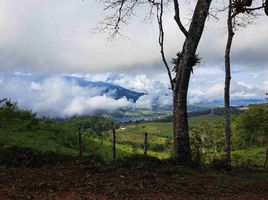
[0,0,267,117]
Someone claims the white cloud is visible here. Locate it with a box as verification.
[0,74,133,117]
[135,95,154,109]
[250,73,258,79]
[14,72,32,76]
[0,0,267,75]
[63,96,131,117]
[30,82,42,90]
[1,1,267,116]
[0,66,267,118]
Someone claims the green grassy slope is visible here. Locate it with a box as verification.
[0,114,266,167]
[0,115,217,159]
[0,122,78,156]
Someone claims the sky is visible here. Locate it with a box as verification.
[0,0,267,117]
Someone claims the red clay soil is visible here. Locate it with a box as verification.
[0,161,268,200]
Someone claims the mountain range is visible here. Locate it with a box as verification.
[64,76,145,103]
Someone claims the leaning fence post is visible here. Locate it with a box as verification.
[144,132,148,156]
[112,128,116,160]
[78,129,83,158]
[264,147,268,168]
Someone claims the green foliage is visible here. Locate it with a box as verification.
[233,104,268,148]
[0,99,120,161]
[190,120,225,160]
[70,115,117,135]
[0,99,40,130]
[0,99,267,168]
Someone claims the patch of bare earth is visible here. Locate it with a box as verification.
[0,162,268,199]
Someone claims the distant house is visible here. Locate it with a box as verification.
[238,106,249,111]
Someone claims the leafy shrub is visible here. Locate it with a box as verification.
[233,104,268,148]
[0,146,73,167]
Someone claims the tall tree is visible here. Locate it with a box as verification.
[99,0,213,162]
[224,0,235,165]
[224,0,266,165]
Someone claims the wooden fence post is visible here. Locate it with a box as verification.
[112,128,116,160]
[78,129,83,158]
[264,147,268,168]
[144,132,148,156]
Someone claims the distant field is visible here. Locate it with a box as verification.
[119,114,222,137]
[110,115,223,159]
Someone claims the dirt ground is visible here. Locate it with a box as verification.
[0,160,268,200]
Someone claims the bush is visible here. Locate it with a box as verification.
[0,146,73,167]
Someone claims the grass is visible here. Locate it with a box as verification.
[0,115,218,160]
[0,114,267,168]
[0,128,77,156]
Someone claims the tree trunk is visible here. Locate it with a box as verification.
[224,0,234,165]
[264,147,268,168]
[173,0,212,162]
[173,92,190,161]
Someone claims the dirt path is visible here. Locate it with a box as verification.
[0,162,268,200]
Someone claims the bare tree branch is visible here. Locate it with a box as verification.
[245,5,265,13]
[99,0,140,38]
[173,0,188,37]
[99,0,174,88]
[156,0,174,90]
